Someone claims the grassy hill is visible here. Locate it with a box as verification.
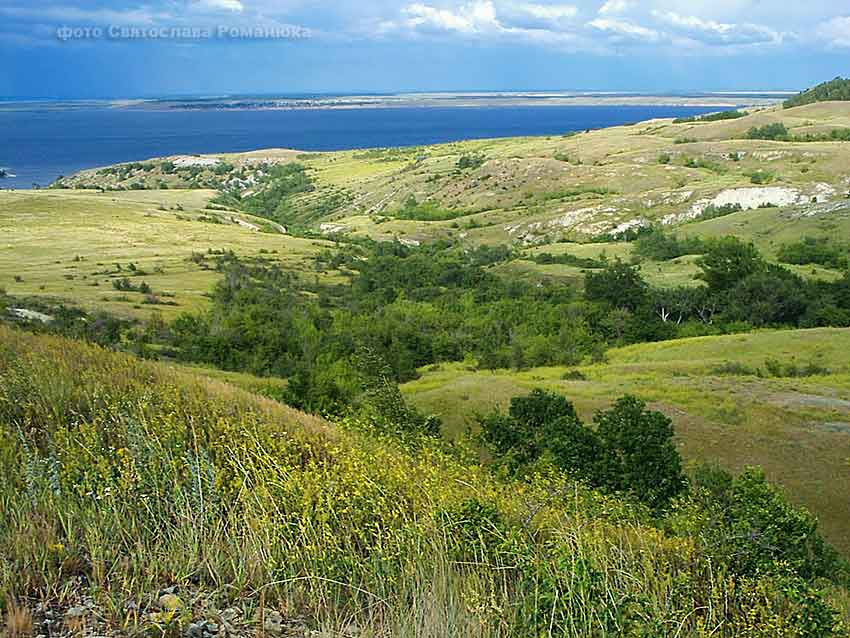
[52,102,850,250]
[403,328,850,553]
[3,92,850,636]
[16,101,845,304]
[2,326,849,636]
[0,189,340,319]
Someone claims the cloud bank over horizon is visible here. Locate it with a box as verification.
[1,0,847,97]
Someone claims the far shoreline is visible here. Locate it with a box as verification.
[0,91,787,113]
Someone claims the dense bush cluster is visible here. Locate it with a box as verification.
[161,236,850,413]
[778,237,850,270]
[213,163,314,223]
[479,390,686,509]
[673,110,747,124]
[747,122,790,141]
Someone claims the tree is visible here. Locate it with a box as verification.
[696,237,763,291]
[651,287,695,324]
[480,389,578,471]
[725,266,809,326]
[594,395,685,509]
[584,260,648,311]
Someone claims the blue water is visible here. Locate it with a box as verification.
[0,105,722,189]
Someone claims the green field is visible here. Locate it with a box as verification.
[403,328,850,552]
[38,101,850,298]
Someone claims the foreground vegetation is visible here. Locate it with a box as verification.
[1,326,849,637]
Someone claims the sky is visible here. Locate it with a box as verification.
[0,0,848,98]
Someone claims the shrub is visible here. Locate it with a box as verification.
[585,260,648,311]
[748,169,776,184]
[480,390,685,509]
[673,110,746,124]
[594,395,686,509]
[746,123,790,141]
[456,154,485,170]
[777,237,849,270]
[700,203,743,220]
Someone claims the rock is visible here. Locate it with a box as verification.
[186,622,205,638]
[263,611,284,635]
[220,608,240,623]
[186,619,222,638]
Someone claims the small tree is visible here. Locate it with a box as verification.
[353,347,441,439]
[584,260,648,311]
[481,390,685,509]
[696,237,763,292]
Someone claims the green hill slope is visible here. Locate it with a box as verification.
[2,326,849,636]
[0,189,340,319]
[785,77,850,109]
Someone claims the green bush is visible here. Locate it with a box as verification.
[480,390,686,509]
[746,123,790,141]
[456,154,485,170]
[673,110,746,124]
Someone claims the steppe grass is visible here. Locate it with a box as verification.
[1,325,846,636]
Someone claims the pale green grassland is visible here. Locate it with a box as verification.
[0,189,338,319]
[53,102,850,292]
[402,327,850,553]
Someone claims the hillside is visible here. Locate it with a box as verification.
[785,77,850,109]
[2,103,849,322]
[52,102,850,251]
[1,326,849,636]
[403,327,850,553]
[0,189,341,319]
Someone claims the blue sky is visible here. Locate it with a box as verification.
[1,0,848,98]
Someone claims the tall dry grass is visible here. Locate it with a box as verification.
[0,325,846,636]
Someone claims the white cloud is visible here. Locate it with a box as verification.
[653,10,781,46]
[588,17,660,42]
[196,0,245,12]
[403,1,499,33]
[520,3,578,20]
[598,0,632,16]
[817,16,850,48]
